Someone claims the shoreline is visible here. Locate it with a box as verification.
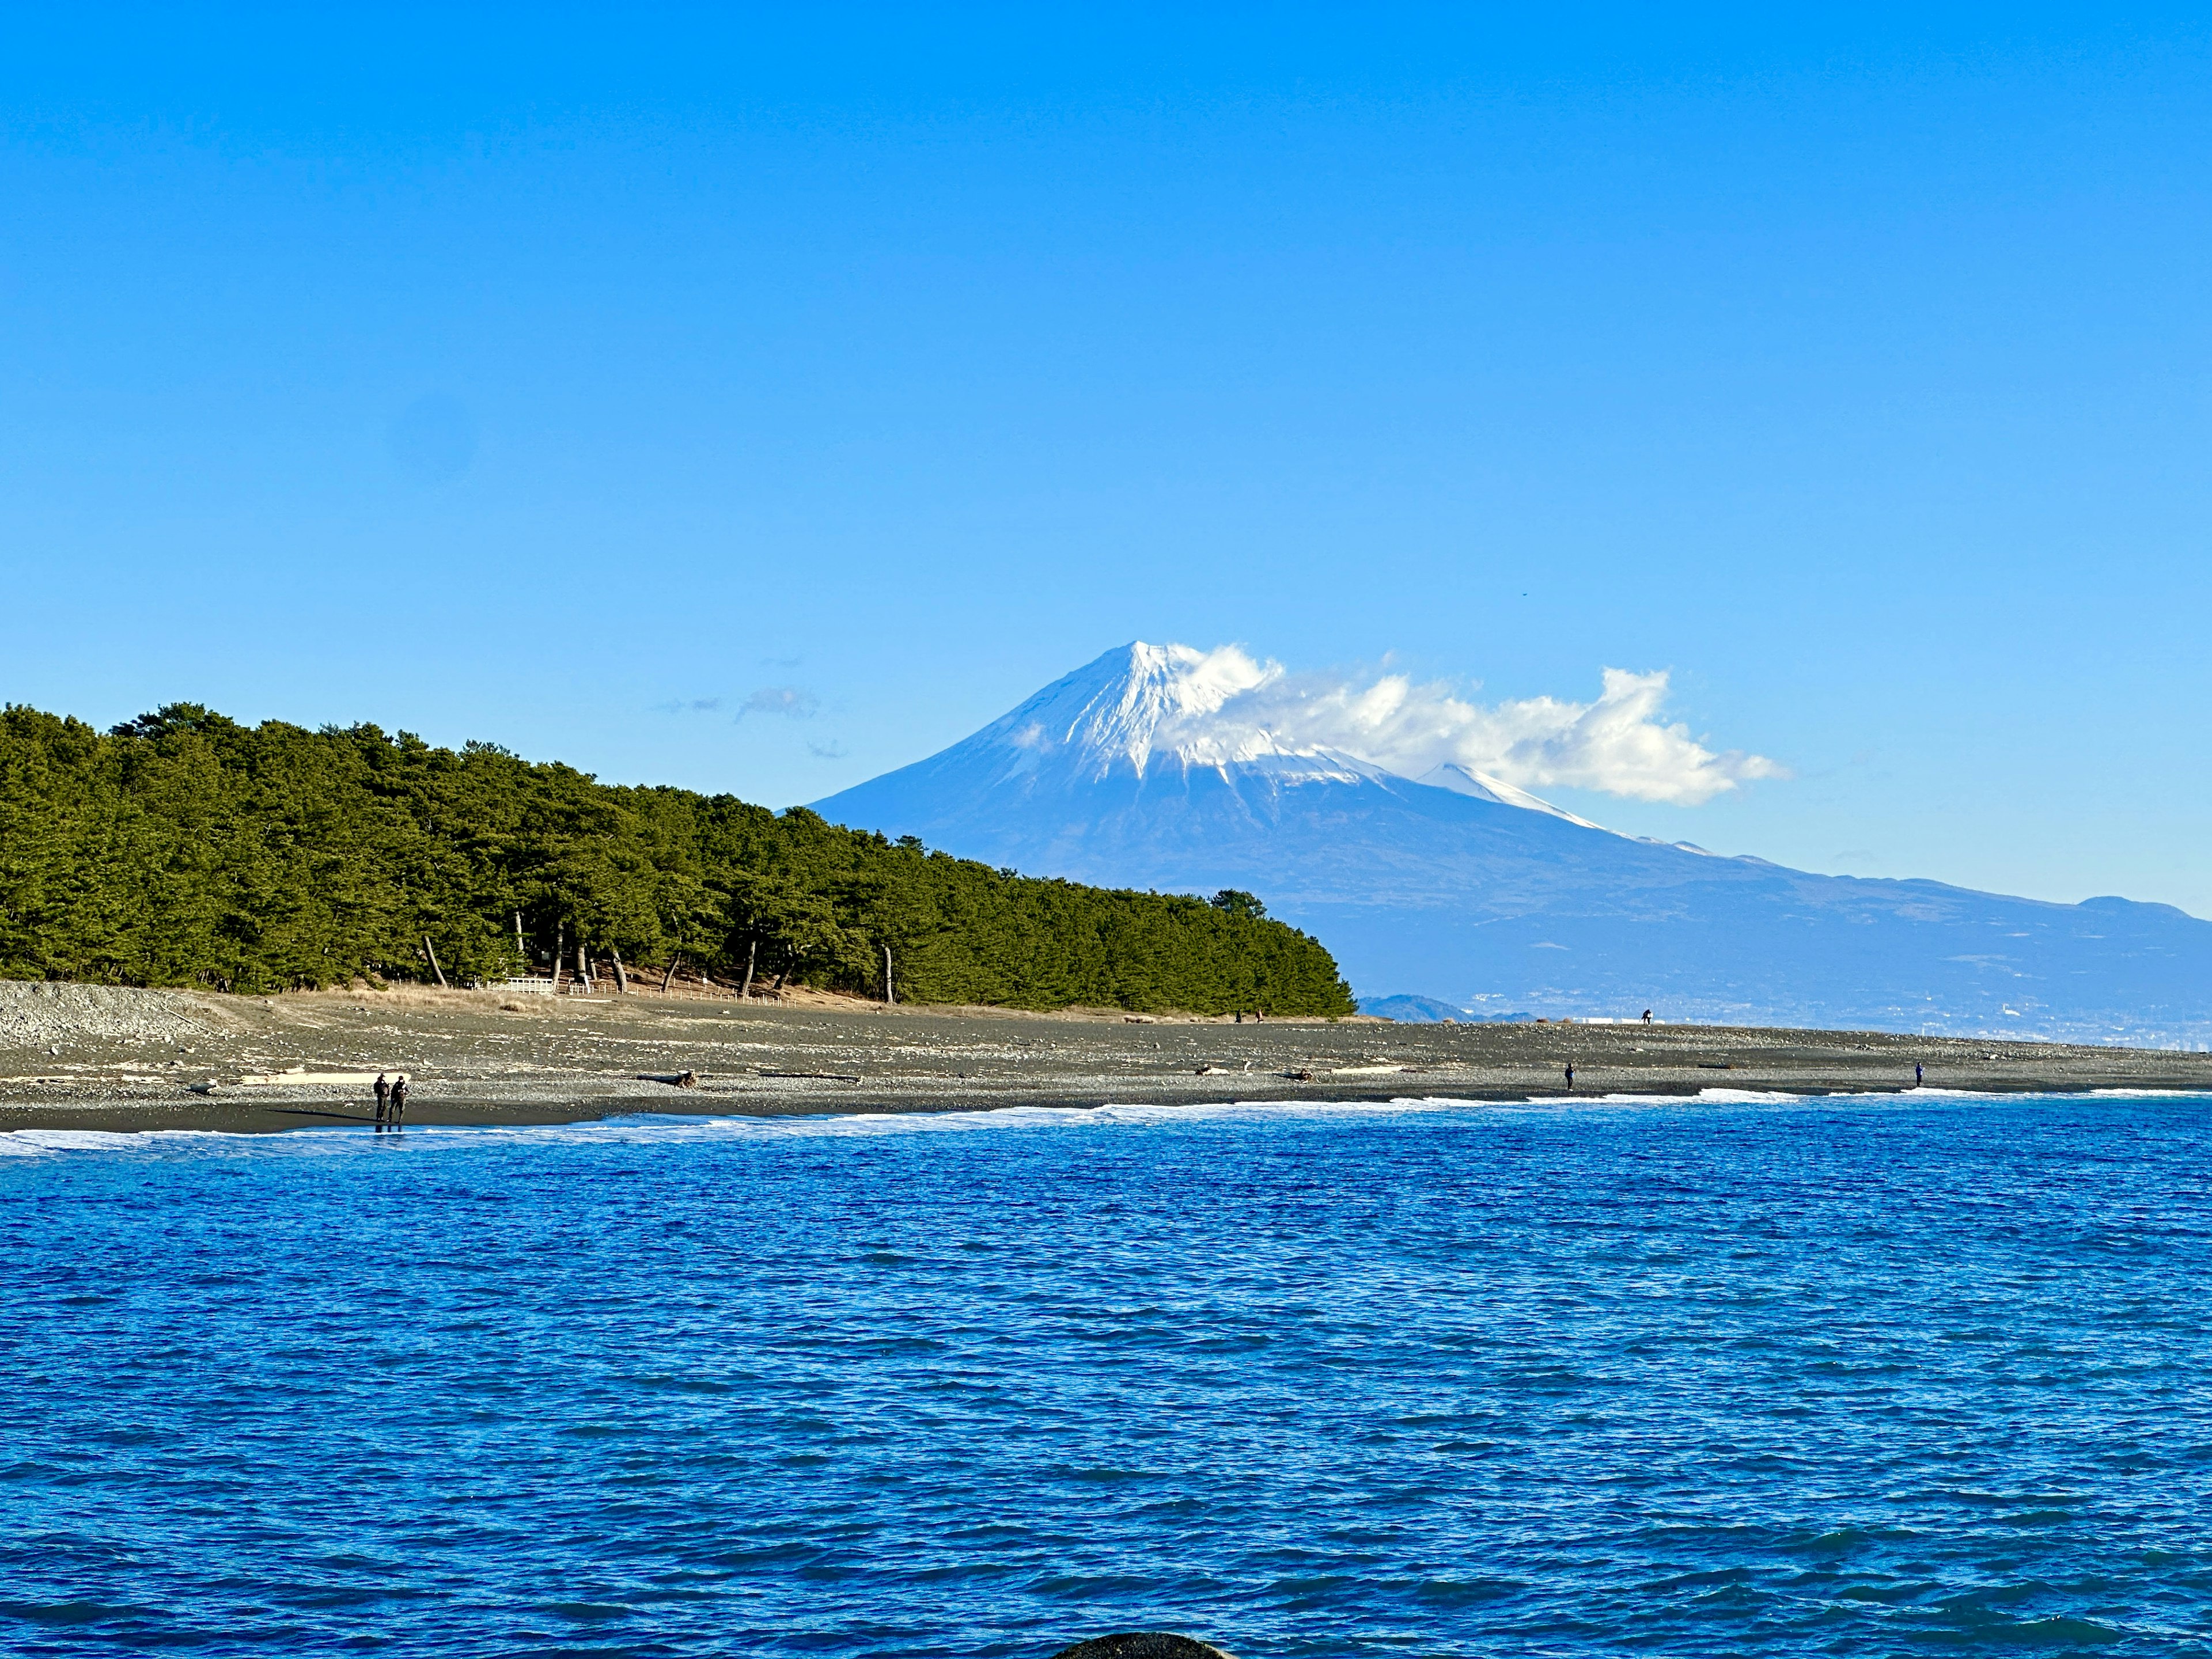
[9,1082,2210,1144]
[5,981,2210,1136]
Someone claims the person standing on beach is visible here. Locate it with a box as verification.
[1915,1062,1923,1087]
[374,1072,389,1127]
[1563,1062,1575,1088]
[390,1075,409,1125]
[1642,1009,1652,1026]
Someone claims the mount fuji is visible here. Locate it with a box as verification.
[814,643,2212,1043]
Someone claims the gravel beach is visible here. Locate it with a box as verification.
[2,979,2206,1135]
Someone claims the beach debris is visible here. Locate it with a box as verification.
[1327,1063,1408,1077]
[1285,1067,1316,1081]
[759,1069,862,1082]
[235,1070,392,1087]
[1122,1014,1158,1024]
[639,1070,699,1088]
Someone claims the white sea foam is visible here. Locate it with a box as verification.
[0,1096,1624,1156]
[5,1084,2198,1159]
[0,1127,246,1157]
[460,1096,1491,1146]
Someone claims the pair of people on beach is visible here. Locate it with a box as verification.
[373,1071,408,1128]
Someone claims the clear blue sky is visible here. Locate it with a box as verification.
[5,7,2207,914]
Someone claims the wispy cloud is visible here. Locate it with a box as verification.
[1156,646,1785,805]
[807,738,850,760]
[650,697,725,715]
[740,686,820,719]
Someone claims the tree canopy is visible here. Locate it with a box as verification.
[0,704,1357,1015]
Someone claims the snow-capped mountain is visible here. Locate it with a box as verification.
[902,639,1391,790]
[814,643,2212,1043]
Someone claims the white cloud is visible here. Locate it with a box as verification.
[740,686,820,719]
[1154,649,1785,805]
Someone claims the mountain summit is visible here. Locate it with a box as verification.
[984,641,1265,779]
[922,641,1383,786]
[816,643,2212,1043]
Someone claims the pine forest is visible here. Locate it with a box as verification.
[0,704,1358,1016]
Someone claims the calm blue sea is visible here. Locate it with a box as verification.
[3,1092,2209,1658]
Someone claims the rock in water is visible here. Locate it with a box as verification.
[1050,1637,1236,1659]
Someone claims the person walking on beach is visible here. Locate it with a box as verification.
[1915,1062,1923,1087]
[1563,1062,1575,1089]
[373,1071,390,1128]
[390,1075,409,1126]
[1641,1009,1652,1026]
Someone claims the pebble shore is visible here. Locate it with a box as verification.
[3,979,2207,1136]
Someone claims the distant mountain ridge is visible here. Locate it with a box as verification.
[1358,993,1536,1024]
[815,643,2212,1044]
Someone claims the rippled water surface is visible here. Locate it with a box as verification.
[5,1093,2210,1657]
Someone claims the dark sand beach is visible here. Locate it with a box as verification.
[3,979,2206,1135]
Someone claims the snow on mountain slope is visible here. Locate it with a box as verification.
[1415,762,1605,829]
[814,643,2212,1043]
[841,641,1404,803]
[975,641,1272,781]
